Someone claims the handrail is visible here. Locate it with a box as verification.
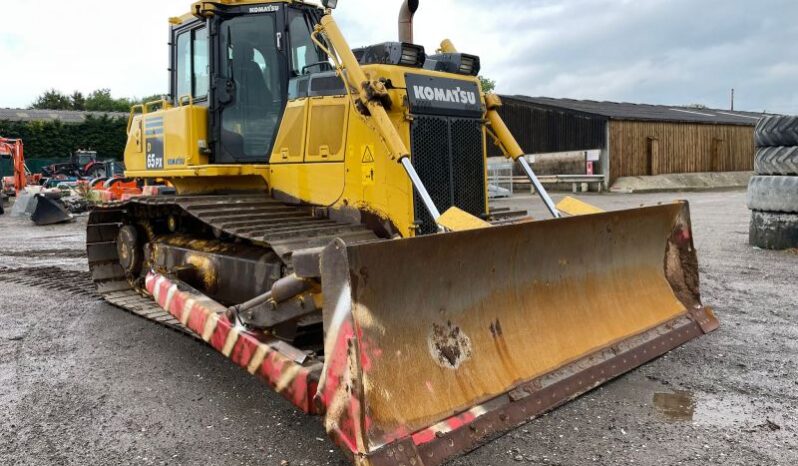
[127,98,172,133]
[177,94,194,107]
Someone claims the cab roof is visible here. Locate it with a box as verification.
[169,0,321,26]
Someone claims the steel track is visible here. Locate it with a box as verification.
[86,194,378,333]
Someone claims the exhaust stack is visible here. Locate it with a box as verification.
[399,0,419,43]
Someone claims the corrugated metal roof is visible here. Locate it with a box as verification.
[0,108,128,123]
[504,96,767,126]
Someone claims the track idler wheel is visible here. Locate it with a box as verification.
[117,225,143,276]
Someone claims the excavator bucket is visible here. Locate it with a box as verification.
[30,194,73,226]
[10,190,35,217]
[317,201,717,465]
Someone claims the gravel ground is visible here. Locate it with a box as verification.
[0,190,796,465]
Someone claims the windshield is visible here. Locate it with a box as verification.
[288,9,326,76]
[219,14,284,162]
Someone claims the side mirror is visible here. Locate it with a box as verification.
[322,0,338,9]
[215,77,236,105]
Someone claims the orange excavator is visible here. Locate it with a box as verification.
[0,137,37,197]
[1,137,40,215]
[0,137,75,223]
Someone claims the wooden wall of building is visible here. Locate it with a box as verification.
[609,120,755,183]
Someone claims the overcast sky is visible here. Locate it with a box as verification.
[1,0,796,113]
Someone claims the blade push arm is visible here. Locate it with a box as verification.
[484,96,561,218]
[484,94,561,219]
[313,13,444,225]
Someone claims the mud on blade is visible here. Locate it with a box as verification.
[317,201,718,465]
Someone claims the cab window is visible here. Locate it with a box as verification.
[219,14,283,161]
[193,28,209,98]
[288,10,325,76]
[175,26,209,101]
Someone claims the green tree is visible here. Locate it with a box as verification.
[30,88,167,113]
[137,94,166,105]
[0,115,127,161]
[70,91,86,111]
[479,76,497,93]
[31,89,73,110]
[85,89,133,113]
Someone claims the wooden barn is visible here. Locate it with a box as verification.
[493,96,764,188]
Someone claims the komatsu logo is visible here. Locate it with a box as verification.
[249,5,279,13]
[405,75,482,116]
[412,85,478,106]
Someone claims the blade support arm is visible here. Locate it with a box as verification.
[400,157,442,221]
[518,157,561,219]
[315,12,446,229]
[316,15,408,162]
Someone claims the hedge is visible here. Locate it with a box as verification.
[0,115,127,161]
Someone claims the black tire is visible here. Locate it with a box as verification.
[746,176,798,213]
[755,115,798,148]
[86,165,107,179]
[89,177,108,188]
[750,210,798,250]
[755,146,798,175]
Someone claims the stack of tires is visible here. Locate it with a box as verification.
[748,116,798,249]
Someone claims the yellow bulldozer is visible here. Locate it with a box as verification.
[87,0,719,464]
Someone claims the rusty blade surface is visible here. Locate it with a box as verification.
[319,201,702,455]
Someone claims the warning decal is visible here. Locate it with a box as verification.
[361,145,375,186]
[362,145,375,163]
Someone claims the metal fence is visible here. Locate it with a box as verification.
[487,161,514,199]
[0,158,64,177]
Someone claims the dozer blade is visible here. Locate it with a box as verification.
[30,194,73,225]
[317,201,717,465]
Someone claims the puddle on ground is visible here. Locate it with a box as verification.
[606,374,761,427]
[653,390,695,421]
[650,388,753,426]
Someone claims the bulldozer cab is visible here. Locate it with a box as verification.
[171,2,325,164]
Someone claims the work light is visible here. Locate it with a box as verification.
[426,53,481,76]
[353,42,426,68]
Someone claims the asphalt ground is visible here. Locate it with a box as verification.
[0,189,796,465]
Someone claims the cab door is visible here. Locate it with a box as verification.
[209,5,288,164]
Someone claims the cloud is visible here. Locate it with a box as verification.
[488,0,798,111]
[1,0,796,113]
[0,0,186,108]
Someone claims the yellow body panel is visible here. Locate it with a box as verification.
[438,207,492,231]
[305,96,349,163]
[169,174,269,195]
[125,104,209,173]
[556,196,606,216]
[266,64,487,237]
[271,99,309,164]
[270,162,345,206]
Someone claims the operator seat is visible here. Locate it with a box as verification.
[222,40,274,158]
[232,41,273,110]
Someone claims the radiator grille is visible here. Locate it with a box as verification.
[410,116,486,235]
